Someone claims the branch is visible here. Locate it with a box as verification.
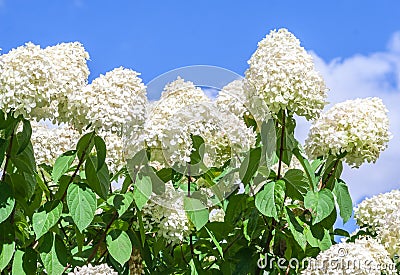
[277,111,286,179]
[1,128,15,182]
[320,158,340,190]
[60,132,95,201]
[187,163,195,258]
[86,211,118,264]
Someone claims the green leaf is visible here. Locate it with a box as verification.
[255,180,285,219]
[0,111,8,130]
[276,113,297,166]
[283,169,309,200]
[11,143,36,174]
[306,226,332,251]
[2,116,18,136]
[109,193,134,217]
[244,208,263,241]
[156,168,173,183]
[10,171,36,201]
[52,150,76,183]
[38,232,67,275]
[304,189,335,225]
[121,174,132,194]
[106,230,132,266]
[9,140,37,200]
[0,138,7,167]
[190,135,205,165]
[232,247,257,274]
[12,248,37,275]
[23,183,44,217]
[67,183,97,232]
[0,241,15,271]
[311,159,323,172]
[125,148,148,177]
[76,132,95,161]
[189,259,200,275]
[319,229,332,250]
[333,181,353,223]
[94,136,106,170]
[260,119,276,165]
[205,226,223,259]
[133,174,152,211]
[32,200,63,239]
[85,156,110,200]
[184,197,209,231]
[16,120,32,155]
[149,168,167,195]
[11,250,24,275]
[239,147,261,185]
[334,228,350,238]
[35,170,51,199]
[225,194,248,225]
[285,207,307,251]
[0,183,15,224]
[136,208,146,247]
[322,158,343,190]
[293,148,316,190]
[54,175,71,200]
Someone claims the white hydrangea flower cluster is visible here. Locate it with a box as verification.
[0,42,147,173]
[245,28,328,120]
[124,77,209,162]
[301,237,396,275]
[30,122,80,166]
[209,208,225,222]
[71,67,147,134]
[0,42,90,122]
[152,77,210,119]
[30,122,125,173]
[69,263,117,275]
[125,77,255,170]
[147,78,210,146]
[141,182,193,244]
[42,42,90,123]
[161,102,255,168]
[305,97,391,167]
[0,43,56,120]
[216,79,249,119]
[354,189,400,258]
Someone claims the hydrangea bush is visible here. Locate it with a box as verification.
[0,28,397,274]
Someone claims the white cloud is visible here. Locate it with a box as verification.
[388,31,400,53]
[296,31,400,206]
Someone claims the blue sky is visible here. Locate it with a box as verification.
[1,0,399,83]
[1,1,400,232]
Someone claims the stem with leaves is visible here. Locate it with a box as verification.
[320,158,340,190]
[187,163,195,258]
[60,132,95,201]
[277,110,286,179]
[86,211,118,264]
[2,127,17,226]
[1,127,15,182]
[257,111,287,274]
